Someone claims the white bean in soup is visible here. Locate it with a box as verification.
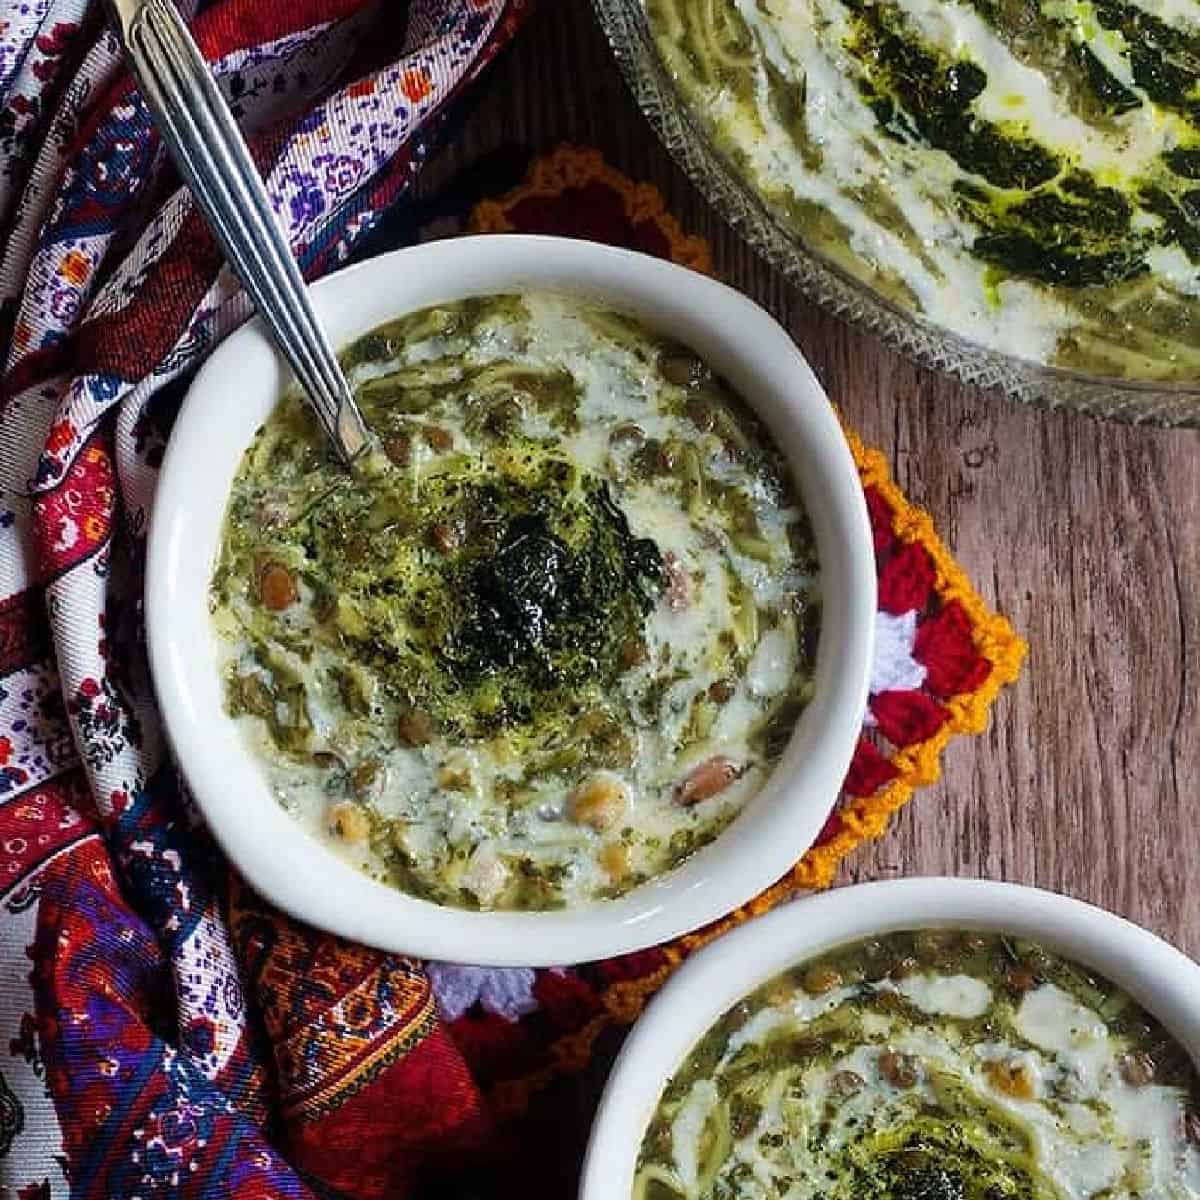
[636,929,1200,1199]
[209,293,821,911]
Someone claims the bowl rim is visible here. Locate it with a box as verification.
[145,233,876,966]
[579,876,1200,1198]
[589,0,1200,427]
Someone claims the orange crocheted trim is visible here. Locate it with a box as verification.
[831,427,1028,865]
[468,144,714,274]
[466,146,1027,1119]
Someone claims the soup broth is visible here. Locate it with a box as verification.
[637,929,1200,1198]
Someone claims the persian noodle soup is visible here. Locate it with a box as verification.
[210,293,820,911]
[644,0,1200,382]
[635,930,1200,1200]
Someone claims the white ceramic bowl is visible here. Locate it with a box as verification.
[146,234,875,966]
[581,877,1200,1197]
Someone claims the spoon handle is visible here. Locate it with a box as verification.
[109,0,370,465]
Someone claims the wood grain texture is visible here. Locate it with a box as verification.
[416,1,1200,955]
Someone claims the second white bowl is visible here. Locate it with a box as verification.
[581,878,1200,1197]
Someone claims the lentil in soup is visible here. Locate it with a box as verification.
[211,293,820,911]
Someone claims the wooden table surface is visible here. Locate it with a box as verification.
[418,0,1200,963]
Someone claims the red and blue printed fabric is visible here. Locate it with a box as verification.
[0,3,529,1196]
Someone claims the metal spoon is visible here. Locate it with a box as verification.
[107,0,370,465]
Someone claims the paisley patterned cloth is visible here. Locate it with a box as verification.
[0,3,529,1196]
[0,5,1025,1195]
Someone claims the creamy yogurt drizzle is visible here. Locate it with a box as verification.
[212,293,819,910]
[646,0,1200,380]
[637,931,1200,1199]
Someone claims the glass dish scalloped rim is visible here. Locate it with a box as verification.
[591,0,1200,428]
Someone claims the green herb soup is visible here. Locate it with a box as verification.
[211,293,820,911]
[636,930,1200,1199]
[646,0,1200,382]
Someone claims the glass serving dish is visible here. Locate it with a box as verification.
[591,0,1200,427]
